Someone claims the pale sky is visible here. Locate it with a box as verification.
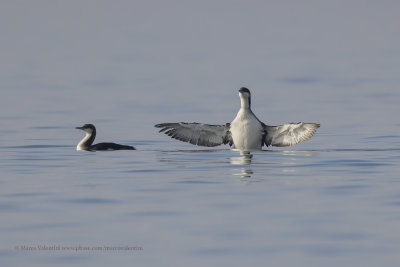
[1,0,399,138]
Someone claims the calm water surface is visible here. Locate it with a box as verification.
[1,132,400,266]
[1,1,400,266]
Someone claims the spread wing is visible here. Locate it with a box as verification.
[264,123,320,147]
[155,122,232,147]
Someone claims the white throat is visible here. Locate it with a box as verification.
[239,93,250,109]
[76,132,91,151]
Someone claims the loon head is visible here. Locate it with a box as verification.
[76,124,96,134]
[238,87,251,109]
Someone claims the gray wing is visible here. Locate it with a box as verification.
[264,122,320,147]
[155,122,232,147]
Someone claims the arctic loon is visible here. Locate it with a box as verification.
[155,87,320,150]
[76,124,135,151]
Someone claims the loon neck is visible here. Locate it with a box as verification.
[77,130,96,150]
[240,95,251,109]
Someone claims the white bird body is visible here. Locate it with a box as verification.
[230,108,264,150]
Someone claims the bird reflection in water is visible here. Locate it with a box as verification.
[230,151,254,178]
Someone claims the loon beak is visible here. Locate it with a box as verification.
[76,126,83,130]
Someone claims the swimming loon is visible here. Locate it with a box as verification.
[155,87,320,150]
[76,124,135,151]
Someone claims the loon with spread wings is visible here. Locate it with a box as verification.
[155,87,319,150]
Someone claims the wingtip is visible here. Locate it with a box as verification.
[155,123,176,128]
[304,122,320,130]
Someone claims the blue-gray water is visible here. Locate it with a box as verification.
[1,1,400,266]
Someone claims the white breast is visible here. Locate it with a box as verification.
[230,109,263,150]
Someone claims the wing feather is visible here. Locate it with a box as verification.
[264,123,320,147]
[155,122,231,147]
